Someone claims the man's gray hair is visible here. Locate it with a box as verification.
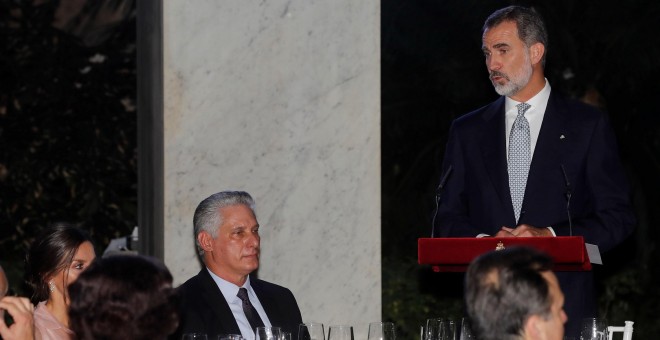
[193,191,256,256]
[483,6,549,67]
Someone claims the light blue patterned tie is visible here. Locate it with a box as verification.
[508,102,531,223]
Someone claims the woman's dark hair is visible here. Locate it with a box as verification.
[25,223,93,304]
[68,255,179,340]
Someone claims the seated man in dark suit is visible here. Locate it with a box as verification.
[465,247,567,340]
[174,191,303,340]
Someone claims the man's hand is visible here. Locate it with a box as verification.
[501,224,553,237]
[0,296,35,340]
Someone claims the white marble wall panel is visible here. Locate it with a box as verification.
[161,0,381,336]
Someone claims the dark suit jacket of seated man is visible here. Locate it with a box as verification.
[172,191,303,340]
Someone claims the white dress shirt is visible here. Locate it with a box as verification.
[208,269,272,340]
[477,79,556,236]
[504,78,551,158]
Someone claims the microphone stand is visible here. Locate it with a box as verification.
[431,165,452,238]
[560,165,573,236]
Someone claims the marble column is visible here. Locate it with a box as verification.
[160,0,381,336]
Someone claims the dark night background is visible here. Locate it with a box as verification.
[1,0,659,338]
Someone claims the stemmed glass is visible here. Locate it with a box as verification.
[298,322,325,340]
[440,319,457,340]
[459,318,474,340]
[424,318,441,340]
[327,325,354,340]
[367,322,395,340]
[580,318,608,340]
[218,335,244,340]
[423,319,456,340]
[280,332,292,340]
[256,327,282,340]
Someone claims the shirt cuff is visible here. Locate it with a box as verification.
[547,226,557,237]
[476,233,490,238]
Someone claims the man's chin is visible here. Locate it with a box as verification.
[494,84,517,97]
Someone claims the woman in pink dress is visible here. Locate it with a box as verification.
[25,223,96,340]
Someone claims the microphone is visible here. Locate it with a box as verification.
[431,165,453,237]
[560,164,573,236]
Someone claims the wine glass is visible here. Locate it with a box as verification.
[280,332,292,340]
[182,334,208,340]
[298,322,325,340]
[424,318,442,340]
[256,327,282,340]
[459,318,474,340]
[367,322,395,340]
[439,319,457,340]
[218,335,244,340]
[580,318,608,340]
[327,325,354,340]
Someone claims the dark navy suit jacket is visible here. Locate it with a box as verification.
[433,92,635,336]
[172,268,303,339]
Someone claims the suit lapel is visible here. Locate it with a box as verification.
[199,269,242,335]
[479,97,516,220]
[251,279,280,327]
[521,93,570,221]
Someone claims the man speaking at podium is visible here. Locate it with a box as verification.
[432,5,635,337]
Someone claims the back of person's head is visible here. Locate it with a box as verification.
[465,247,553,340]
[193,190,256,256]
[25,223,93,303]
[483,6,548,66]
[68,255,179,340]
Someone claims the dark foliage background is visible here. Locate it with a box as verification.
[0,0,136,294]
[382,0,660,338]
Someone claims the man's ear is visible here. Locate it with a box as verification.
[530,42,545,65]
[523,314,544,340]
[198,231,214,252]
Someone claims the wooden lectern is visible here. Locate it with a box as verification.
[418,236,591,272]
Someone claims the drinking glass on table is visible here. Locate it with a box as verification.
[280,331,292,340]
[327,325,354,340]
[439,319,457,340]
[459,318,474,340]
[424,318,441,340]
[218,335,244,340]
[580,318,608,340]
[298,322,325,340]
[367,322,395,340]
[256,327,282,340]
[183,334,208,340]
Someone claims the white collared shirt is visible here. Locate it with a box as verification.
[207,268,272,340]
[476,79,556,237]
[504,78,552,158]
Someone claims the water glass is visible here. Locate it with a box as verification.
[298,322,325,340]
[459,318,474,340]
[218,335,244,340]
[440,319,457,340]
[280,332,292,340]
[423,318,457,340]
[580,318,608,340]
[327,325,354,340]
[367,322,395,340]
[424,318,442,340]
[256,327,282,340]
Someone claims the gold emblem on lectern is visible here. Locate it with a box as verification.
[495,241,505,251]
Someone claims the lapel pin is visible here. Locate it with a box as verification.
[560,134,565,140]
